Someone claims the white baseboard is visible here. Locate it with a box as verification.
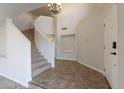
[56,58,78,61]
[78,60,104,75]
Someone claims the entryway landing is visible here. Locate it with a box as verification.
[31,59,110,89]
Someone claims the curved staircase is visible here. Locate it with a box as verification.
[22,29,51,77]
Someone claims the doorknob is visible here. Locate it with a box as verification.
[110,52,116,55]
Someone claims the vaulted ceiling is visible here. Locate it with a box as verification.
[0,3,105,18]
[0,3,47,18]
[29,3,102,17]
[29,5,52,17]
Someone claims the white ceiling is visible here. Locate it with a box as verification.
[29,3,101,17]
[0,3,47,18]
[0,3,103,18]
[29,5,51,17]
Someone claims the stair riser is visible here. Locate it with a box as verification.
[32,64,51,77]
[32,50,39,53]
[22,29,51,77]
[32,56,45,60]
[32,58,47,63]
[32,52,41,55]
[32,48,38,51]
[32,62,47,70]
[32,55,44,59]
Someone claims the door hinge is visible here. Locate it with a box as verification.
[114,64,117,67]
[104,23,106,27]
[104,68,106,72]
[104,46,106,49]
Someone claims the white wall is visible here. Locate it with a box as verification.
[13,13,37,31]
[0,3,46,18]
[0,18,31,87]
[0,4,46,56]
[35,31,55,67]
[35,16,55,34]
[0,27,6,57]
[0,17,6,57]
[34,16,55,67]
[78,7,104,73]
[56,3,97,60]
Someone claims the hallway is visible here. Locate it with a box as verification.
[31,60,110,89]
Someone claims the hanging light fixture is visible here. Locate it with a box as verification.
[48,3,62,16]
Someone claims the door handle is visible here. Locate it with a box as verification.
[110,52,116,55]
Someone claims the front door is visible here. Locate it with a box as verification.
[104,4,118,88]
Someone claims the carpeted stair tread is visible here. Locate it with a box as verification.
[32,56,46,62]
[32,63,51,77]
[22,29,51,77]
[32,61,48,70]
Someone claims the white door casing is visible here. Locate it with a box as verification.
[104,4,118,88]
